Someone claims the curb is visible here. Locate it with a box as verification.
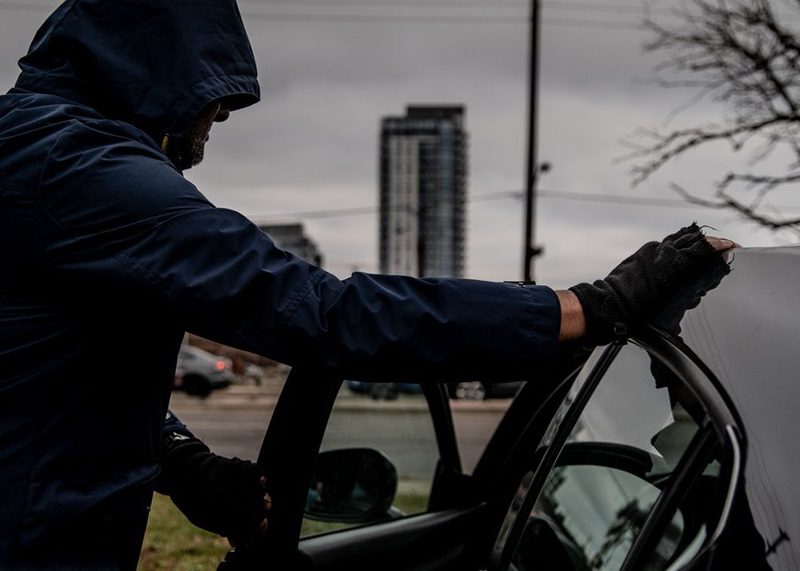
[170,392,511,413]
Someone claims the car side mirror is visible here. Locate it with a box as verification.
[304,448,398,524]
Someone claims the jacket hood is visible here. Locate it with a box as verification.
[14,0,260,142]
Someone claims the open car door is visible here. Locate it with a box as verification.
[217,367,480,570]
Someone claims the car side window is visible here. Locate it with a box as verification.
[499,344,721,571]
[301,382,439,537]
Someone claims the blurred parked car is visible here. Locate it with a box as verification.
[243,362,266,386]
[447,381,525,401]
[173,345,233,398]
[214,246,799,571]
[345,380,423,400]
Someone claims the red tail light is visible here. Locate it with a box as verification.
[215,360,226,371]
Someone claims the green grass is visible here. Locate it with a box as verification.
[140,490,431,569]
[393,489,429,515]
[138,494,230,571]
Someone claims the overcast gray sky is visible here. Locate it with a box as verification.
[2,0,799,287]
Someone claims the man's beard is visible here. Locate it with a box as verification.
[184,135,207,168]
[167,131,208,171]
[173,104,218,170]
[178,112,216,170]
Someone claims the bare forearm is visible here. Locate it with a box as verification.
[556,289,587,342]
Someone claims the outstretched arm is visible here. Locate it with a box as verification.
[565,227,735,345]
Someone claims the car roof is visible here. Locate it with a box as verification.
[676,245,800,569]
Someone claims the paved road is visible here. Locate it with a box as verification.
[170,393,508,478]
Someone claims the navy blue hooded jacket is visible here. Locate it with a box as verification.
[0,0,560,567]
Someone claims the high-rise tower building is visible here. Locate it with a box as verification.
[379,105,467,278]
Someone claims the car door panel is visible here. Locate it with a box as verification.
[301,506,486,571]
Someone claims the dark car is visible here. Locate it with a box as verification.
[447,381,525,401]
[345,380,423,400]
[212,246,797,571]
[173,345,234,398]
[346,379,522,401]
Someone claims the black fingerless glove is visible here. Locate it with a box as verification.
[154,432,267,544]
[569,223,719,345]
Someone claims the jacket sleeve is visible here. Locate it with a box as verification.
[36,127,561,382]
[163,410,193,438]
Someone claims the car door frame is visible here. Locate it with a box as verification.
[480,328,745,571]
[217,326,744,571]
[215,370,470,570]
[295,348,596,571]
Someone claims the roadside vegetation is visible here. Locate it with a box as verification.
[139,490,429,570]
[139,494,229,571]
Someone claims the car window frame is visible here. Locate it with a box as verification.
[423,383,468,511]
[622,329,743,570]
[488,329,744,571]
[307,381,464,530]
[489,343,622,569]
[221,368,468,567]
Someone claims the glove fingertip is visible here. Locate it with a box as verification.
[661,223,699,244]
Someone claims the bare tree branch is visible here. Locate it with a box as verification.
[627,0,800,234]
[626,116,796,185]
[671,184,800,229]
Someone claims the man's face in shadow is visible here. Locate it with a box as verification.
[179,101,231,168]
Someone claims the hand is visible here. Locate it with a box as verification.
[226,475,272,547]
[155,433,272,546]
[568,223,734,345]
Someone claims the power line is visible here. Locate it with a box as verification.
[241,13,644,30]
[0,0,676,11]
[238,0,700,24]
[0,1,657,30]
[254,205,377,221]
[473,188,800,210]
[538,188,698,207]
[242,12,523,24]
[3,0,796,28]
[247,188,751,223]
[238,0,689,17]
[239,0,660,13]
[236,6,798,29]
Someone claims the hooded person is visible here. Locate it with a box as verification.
[0,0,732,569]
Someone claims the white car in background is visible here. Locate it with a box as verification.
[173,345,233,398]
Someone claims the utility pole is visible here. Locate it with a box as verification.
[523,0,543,282]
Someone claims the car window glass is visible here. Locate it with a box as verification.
[503,344,713,571]
[301,382,438,537]
[451,381,524,473]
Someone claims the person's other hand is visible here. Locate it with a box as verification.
[226,474,273,548]
[155,433,272,546]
